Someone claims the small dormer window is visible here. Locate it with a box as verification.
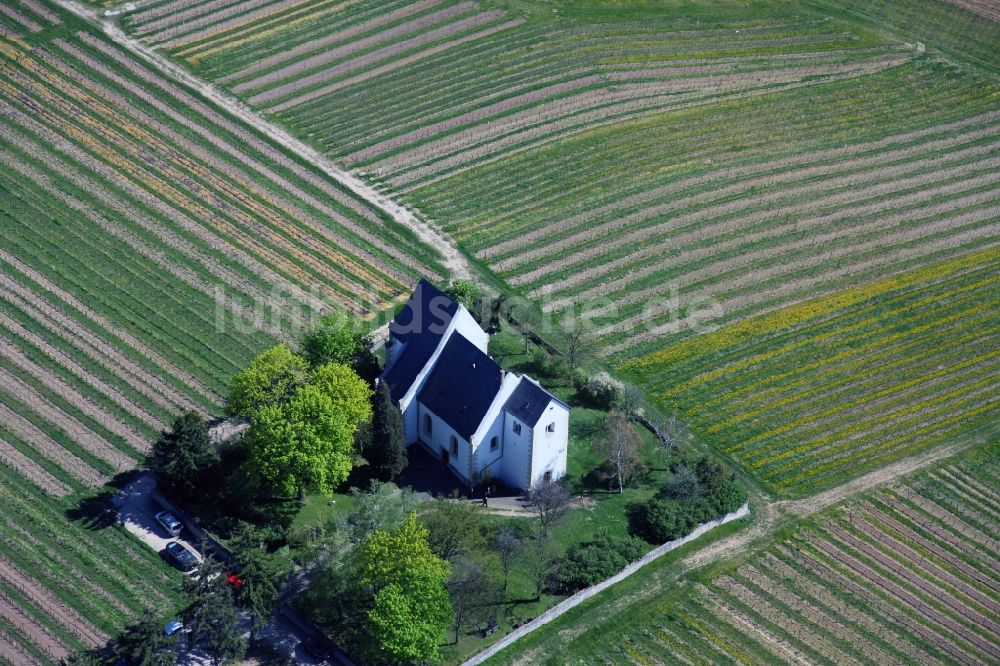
[450,435,458,455]
[424,414,432,435]
[490,436,499,451]
[546,422,555,433]
[512,421,522,435]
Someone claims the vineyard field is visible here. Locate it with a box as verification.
[623,249,1000,497]
[122,0,1000,496]
[119,1,1000,349]
[0,0,444,658]
[615,449,1000,665]
[485,445,1000,665]
[3,0,999,661]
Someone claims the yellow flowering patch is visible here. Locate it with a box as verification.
[720,321,997,433]
[688,279,996,418]
[726,306,991,452]
[777,394,999,490]
[679,610,756,666]
[627,245,1000,372]
[750,351,997,472]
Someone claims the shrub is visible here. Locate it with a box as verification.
[530,347,569,380]
[629,497,695,543]
[662,465,703,502]
[580,371,624,408]
[445,280,480,310]
[552,532,647,593]
[630,457,747,543]
[695,456,728,493]
[708,478,748,515]
[300,318,378,379]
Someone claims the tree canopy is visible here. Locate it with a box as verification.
[364,382,407,481]
[227,344,309,418]
[343,480,420,543]
[247,374,371,496]
[110,609,180,666]
[444,280,480,310]
[301,315,378,378]
[357,513,452,663]
[182,557,246,665]
[312,362,373,425]
[152,411,218,503]
[420,496,484,562]
[596,410,646,493]
[527,479,571,538]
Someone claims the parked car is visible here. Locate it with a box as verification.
[164,620,184,636]
[155,510,183,537]
[164,541,198,571]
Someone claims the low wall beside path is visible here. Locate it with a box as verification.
[462,502,752,666]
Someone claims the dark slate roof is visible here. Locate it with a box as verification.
[389,279,457,342]
[417,335,503,440]
[503,378,562,427]
[382,280,458,402]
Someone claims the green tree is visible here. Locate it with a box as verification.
[446,560,503,643]
[420,496,484,562]
[343,480,420,543]
[365,382,407,481]
[522,534,559,600]
[526,479,571,538]
[311,362,373,425]
[444,280,480,310]
[708,478,747,515]
[662,465,703,502]
[111,609,179,666]
[357,514,452,663]
[235,549,280,640]
[152,412,218,503]
[183,557,246,666]
[494,528,523,591]
[248,385,354,496]
[301,316,378,378]
[247,362,371,496]
[595,410,645,493]
[228,344,309,418]
[229,523,281,633]
[631,497,684,543]
[60,651,106,666]
[695,455,728,493]
[551,532,647,593]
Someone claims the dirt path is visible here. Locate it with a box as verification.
[53,0,471,283]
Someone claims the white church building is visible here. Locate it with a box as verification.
[380,280,569,491]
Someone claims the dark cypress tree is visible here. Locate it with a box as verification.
[365,382,407,480]
[152,412,218,503]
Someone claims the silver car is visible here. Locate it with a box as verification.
[155,510,183,537]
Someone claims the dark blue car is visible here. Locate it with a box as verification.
[165,541,197,571]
